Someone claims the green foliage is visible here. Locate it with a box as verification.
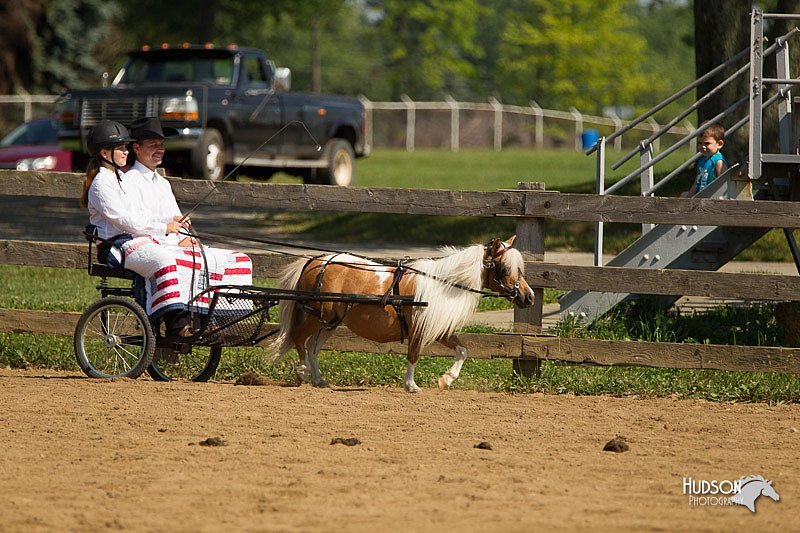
[629,0,695,121]
[497,0,650,114]
[241,1,390,97]
[4,0,702,115]
[370,0,484,99]
[0,0,120,95]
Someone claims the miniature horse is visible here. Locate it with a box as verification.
[271,236,535,392]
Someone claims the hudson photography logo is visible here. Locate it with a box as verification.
[683,475,780,512]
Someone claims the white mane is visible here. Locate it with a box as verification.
[408,244,485,348]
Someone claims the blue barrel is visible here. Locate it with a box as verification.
[581,129,599,150]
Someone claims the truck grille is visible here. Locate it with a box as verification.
[79,98,158,127]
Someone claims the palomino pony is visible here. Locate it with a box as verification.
[271,236,535,392]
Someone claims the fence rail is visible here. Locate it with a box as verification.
[1,169,798,374]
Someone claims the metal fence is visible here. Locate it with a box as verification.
[0,93,694,152]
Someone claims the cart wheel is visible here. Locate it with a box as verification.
[74,297,155,379]
[147,345,222,382]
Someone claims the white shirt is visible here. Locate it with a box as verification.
[87,166,172,240]
[125,161,183,244]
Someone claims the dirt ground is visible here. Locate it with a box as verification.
[0,368,798,532]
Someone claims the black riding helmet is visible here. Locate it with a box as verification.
[87,120,134,156]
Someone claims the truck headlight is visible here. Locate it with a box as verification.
[161,95,199,122]
[17,156,58,171]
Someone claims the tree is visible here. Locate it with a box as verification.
[496,0,650,114]
[0,0,117,94]
[368,0,483,99]
[631,0,695,121]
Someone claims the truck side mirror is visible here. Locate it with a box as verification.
[273,67,291,92]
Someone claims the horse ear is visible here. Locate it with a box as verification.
[505,235,516,247]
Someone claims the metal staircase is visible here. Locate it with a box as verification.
[560,9,800,322]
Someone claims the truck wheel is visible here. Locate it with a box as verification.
[192,128,224,180]
[311,139,355,186]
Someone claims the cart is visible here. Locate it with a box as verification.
[73,232,426,382]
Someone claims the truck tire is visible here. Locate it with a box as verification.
[191,128,225,180]
[309,138,355,186]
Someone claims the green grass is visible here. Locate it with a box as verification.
[3,332,797,403]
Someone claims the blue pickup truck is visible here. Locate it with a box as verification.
[57,44,369,185]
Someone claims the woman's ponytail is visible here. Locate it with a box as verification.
[81,158,100,208]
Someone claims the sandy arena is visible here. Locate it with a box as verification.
[0,368,797,532]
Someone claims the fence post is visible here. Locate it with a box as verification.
[530,100,544,148]
[512,181,545,378]
[400,94,415,152]
[570,106,583,151]
[444,94,460,152]
[684,119,697,152]
[23,95,32,122]
[358,95,374,152]
[489,97,503,151]
[609,109,624,151]
[647,117,661,152]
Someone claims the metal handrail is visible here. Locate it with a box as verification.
[611,62,750,171]
[608,27,799,171]
[584,49,748,155]
[644,90,784,195]
[604,96,747,195]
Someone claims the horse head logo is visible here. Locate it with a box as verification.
[731,475,780,513]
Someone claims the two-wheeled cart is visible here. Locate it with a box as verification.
[73,234,425,382]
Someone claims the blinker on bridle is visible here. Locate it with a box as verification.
[484,240,521,300]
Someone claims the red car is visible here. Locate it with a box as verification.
[0,118,72,171]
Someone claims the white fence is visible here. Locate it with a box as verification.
[0,95,59,124]
[359,96,695,153]
[0,94,694,152]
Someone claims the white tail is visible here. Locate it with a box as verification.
[270,258,309,358]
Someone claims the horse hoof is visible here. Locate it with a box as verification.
[437,376,450,390]
[312,380,329,388]
[404,384,422,393]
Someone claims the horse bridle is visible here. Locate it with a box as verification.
[484,242,522,301]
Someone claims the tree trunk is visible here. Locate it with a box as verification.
[693,0,751,162]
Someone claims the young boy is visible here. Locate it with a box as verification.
[683,123,727,197]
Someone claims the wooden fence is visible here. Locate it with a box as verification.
[2,169,800,374]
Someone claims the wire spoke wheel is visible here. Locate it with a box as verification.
[147,345,222,382]
[74,297,155,379]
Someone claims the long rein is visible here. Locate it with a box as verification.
[181,229,507,298]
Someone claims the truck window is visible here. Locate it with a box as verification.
[243,57,268,90]
[120,56,235,86]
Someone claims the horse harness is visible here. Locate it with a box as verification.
[300,254,411,342]
[484,241,522,301]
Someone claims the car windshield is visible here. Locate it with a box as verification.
[0,119,59,147]
[118,54,236,86]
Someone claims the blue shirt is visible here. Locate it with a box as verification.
[695,152,727,193]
